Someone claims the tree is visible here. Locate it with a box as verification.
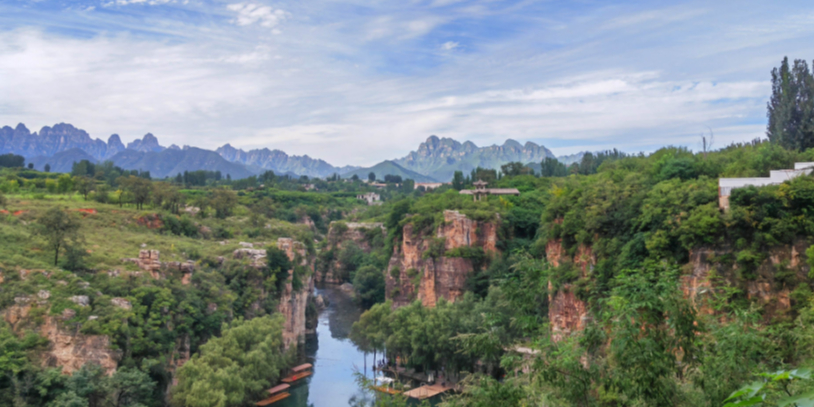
[0,153,24,168]
[171,315,289,407]
[34,207,82,266]
[74,177,94,200]
[368,172,376,182]
[351,174,360,181]
[72,159,96,177]
[118,176,152,210]
[267,245,293,293]
[353,265,385,307]
[210,188,237,219]
[500,162,528,177]
[767,57,814,151]
[384,174,402,184]
[27,163,33,169]
[452,171,465,190]
[44,163,51,173]
[540,157,567,177]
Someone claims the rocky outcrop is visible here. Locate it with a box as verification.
[121,250,194,282]
[682,243,807,320]
[275,238,314,349]
[320,222,385,284]
[0,123,127,160]
[216,143,344,178]
[546,238,592,342]
[4,305,120,376]
[385,210,499,308]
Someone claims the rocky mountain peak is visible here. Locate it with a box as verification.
[127,133,164,153]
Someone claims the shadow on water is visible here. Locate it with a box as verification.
[275,284,368,407]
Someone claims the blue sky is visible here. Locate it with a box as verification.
[1,0,813,166]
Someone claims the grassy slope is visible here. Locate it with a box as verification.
[0,193,308,272]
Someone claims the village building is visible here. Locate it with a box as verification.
[718,162,814,210]
[303,184,317,191]
[459,179,520,201]
[414,182,446,190]
[357,192,382,205]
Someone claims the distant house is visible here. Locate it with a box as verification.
[370,182,387,188]
[718,162,814,210]
[459,180,520,201]
[304,184,317,191]
[414,182,446,190]
[357,192,381,205]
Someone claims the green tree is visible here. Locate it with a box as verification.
[171,315,289,407]
[353,265,385,307]
[368,172,376,182]
[44,163,51,172]
[118,176,151,210]
[74,176,94,200]
[33,207,82,266]
[767,57,814,151]
[267,245,293,293]
[540,157,567,177]
[452,171,465,191]
[210,188,238,219]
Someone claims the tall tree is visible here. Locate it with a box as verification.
[368,172,376,182]
[451,171,465,190]
[118,176,152,209]
[767,57,814,150]
[34,207,82,266]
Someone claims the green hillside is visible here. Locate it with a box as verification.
[341,160,438,182]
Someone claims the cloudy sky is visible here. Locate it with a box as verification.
[1,0,813,166]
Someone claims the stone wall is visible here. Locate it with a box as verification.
[385,210,499,308]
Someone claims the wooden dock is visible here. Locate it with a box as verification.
[403,384,452,400]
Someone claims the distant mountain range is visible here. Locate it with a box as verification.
[1,122,581,181]
[388,135,556,181]
[216,144,358,179]
[341,161,437,183]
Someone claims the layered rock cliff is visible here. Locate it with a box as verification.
[545,238,592,342]
[385,210,499,308]
[275,238,315,348]
[4,304,120,376]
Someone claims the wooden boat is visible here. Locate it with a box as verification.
[256,384,291,406]
[371,376,403,395]
[281,363,313,383]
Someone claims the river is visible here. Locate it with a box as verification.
[275,284,372,407]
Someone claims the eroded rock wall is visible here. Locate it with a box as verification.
[546,238,593,342]
[386,210,499,308]
[276,238,315,349]
[4,305,120,376]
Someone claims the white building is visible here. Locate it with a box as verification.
[718,162,814,210]
[357,192,381,205]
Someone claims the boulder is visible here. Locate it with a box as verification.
[70,296,90,307]
[111,298,132,310]
[38,290,51,300]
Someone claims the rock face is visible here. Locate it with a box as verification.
[385,210,499,308]
[4,305,120,376]
[275,238,315,349]
[0,123,127,160]
[546,238,592,342]
[682,243,807,320]
[121,250,194,281]
[320,222,385,284]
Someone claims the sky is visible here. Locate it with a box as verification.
[1,0,813,166]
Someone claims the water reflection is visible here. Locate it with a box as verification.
[276,285,368,407]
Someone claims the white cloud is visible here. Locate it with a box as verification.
[227,3,290,28]
[441,41,459,51]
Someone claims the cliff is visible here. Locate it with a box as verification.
[385,210,499,308]
[276,238,315,349]
[545,238,593,342]
[545,237,808,342]
[319,222,385,284]
[4,304,120,376]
